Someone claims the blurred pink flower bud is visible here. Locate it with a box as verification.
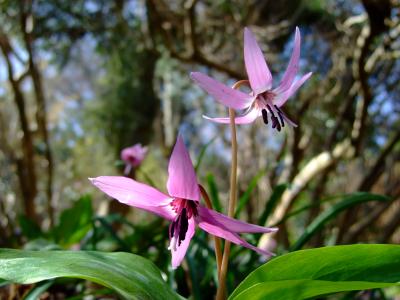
[121,143,148,175]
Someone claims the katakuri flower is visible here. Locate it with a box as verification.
[121,143,148,175]
[191,27,312,131]
[90,136,277,269]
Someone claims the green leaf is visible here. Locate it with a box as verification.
[206,174,222,212]
[231,279,392,300]
[0,249,182,300]
[235,170,265,218]
[275,194,342,226]
[53,195,93,246]
[23,281,53,300]
[18,215,43,239]
[229,244,400,300]
[257,184,287,226]
[0,279,8,287]
[23,238,62,251]
[291,192,390,250]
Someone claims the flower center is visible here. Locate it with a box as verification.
[256,92,286,132]
[128,157,139,166]
[168,199,198,251]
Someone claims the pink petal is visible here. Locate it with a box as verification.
[197,213,275,257]
[244,27,272,94]
[273,72,312,107]
[190,72,254,110]
[167,135,201,201]
[203,108,260,125]
[89,176,175,220]
[170,217,196,269]
[198,206,277,233]
[275,27,301,94]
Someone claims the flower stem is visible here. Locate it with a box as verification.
[216,80,248,300]
[199,184,222,278]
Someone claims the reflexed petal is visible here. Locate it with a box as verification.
[197,214,275,257]
[167,135,201,201]
[275,27,301,94]
[244,27,272,94]
[190,72,254,110]
[198,206,277,233]
[273,72,312,107]
[171,217,196,269]
[203,108,260,125]
[279,110,298,128]
[89,176,175,220]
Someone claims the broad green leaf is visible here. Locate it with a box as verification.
[235,170,265,218]
[232,279,392,300]
[230,244,400,300]
[0,249,182,300]
[53,195,93,246]
[291,192,390,250]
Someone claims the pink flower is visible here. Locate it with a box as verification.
[121,144,148,175]
[191,27,312,131]
[90,136,277,269]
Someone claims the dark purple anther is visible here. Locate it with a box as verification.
[266,104,275,116]
[261,109,269,124]
[274,105,285,127]
[178,208,189,245]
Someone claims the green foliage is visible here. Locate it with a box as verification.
[0,249,181,300]
[18,215,43,240]
[232,280,392,300]
[94,37,160,155]
[235,170,266,218]
[206,174,222,212]
[52,195,93,246]
[291,193,391,250]
[258,183,287,226]
[23,281,53,300]
[230,244,400,300]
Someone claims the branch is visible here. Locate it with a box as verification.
[0,29,38,223]
[358,129,400,191]
[20,0,55,226]
[146,0,244,79]
[258,139,353,248]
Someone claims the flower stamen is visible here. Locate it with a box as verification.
[261,109,268,124]
[266,104,282,132]
[274,105,285,128]
[168,199,198,250]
